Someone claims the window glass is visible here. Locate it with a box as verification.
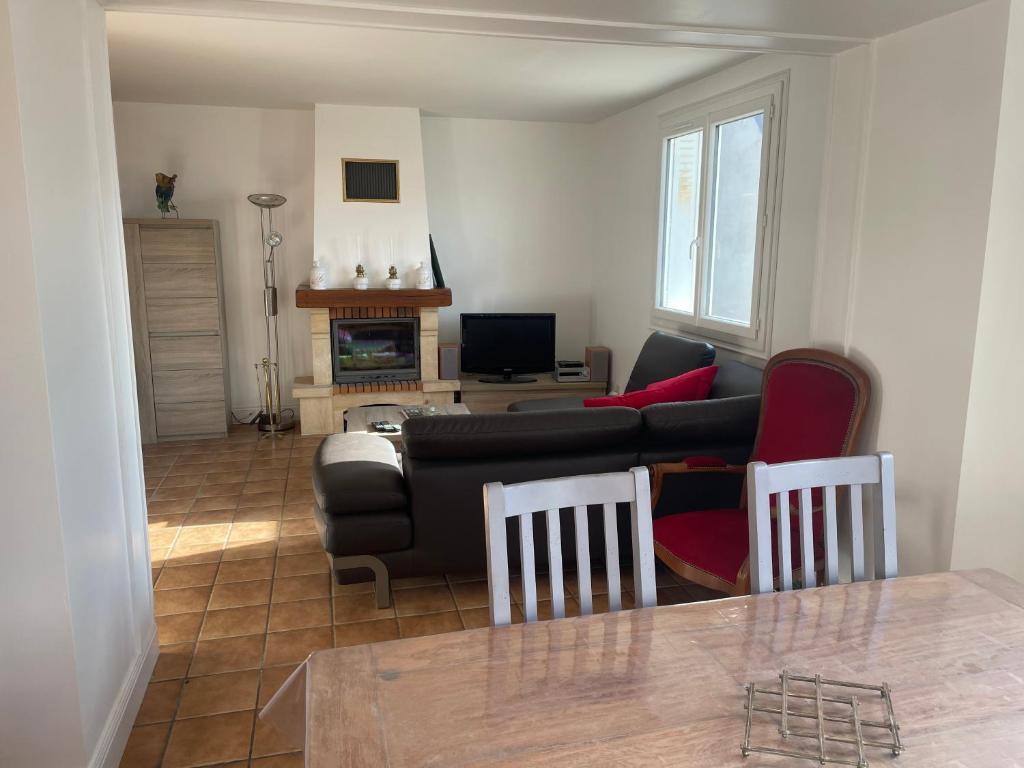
[660,130,703,314]
[703,112,764,326]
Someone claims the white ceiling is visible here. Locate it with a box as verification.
[104,0,989,122]
[105,13,750,121]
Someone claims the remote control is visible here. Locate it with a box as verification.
[370,421,400,433]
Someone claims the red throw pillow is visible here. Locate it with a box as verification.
[584,365,718,408]
[583,389,666,409]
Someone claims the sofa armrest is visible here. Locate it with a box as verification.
[641,394,760,449]
[312,433,408,517]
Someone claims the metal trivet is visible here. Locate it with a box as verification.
[741,670,903,767]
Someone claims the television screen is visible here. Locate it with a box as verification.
[332,318,419,383]
[460,313,555,382]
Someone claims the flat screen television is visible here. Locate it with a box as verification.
[460,313,555,383]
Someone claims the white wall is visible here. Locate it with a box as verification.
[113,101,314,414]
[0,3,85,765]
[314,104,431,286]
[814,0,1010,576]
[1,0,155,765]
[421,117,594,355]
[112,104,597,394]
[809,44,873,351]
[952,0,1024,582]
[589,53,833,390]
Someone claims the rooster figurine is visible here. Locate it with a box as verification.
[155,172,179,218]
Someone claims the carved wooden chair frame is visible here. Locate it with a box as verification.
[649,348,871,596]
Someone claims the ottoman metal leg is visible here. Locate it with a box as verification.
[329,554,392,608]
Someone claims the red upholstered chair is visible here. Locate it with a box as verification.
[649,349,870,596]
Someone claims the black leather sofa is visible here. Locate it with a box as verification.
[312,340,763,602]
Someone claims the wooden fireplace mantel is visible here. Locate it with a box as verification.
[295,284,452,309]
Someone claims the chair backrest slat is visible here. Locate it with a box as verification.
[519,512,537,621]
[483,468,656,626]
[484,482,512,627]
[748,453,897,594]
[776,492,794,591]
[546,508,565,619]
[874,454,898,579]
[629,469,657,609]
[797,487,816,589]
[849,483,865,582]
[603,502,622,612]
[822,485,840,585]
[747,462,773,595]
[573,505,593,614]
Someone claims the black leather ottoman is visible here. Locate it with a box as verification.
[312,433,411,608]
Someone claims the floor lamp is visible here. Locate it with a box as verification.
[248,193,295,434]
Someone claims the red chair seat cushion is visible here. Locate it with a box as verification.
[653,508,822,586]
[653,509,750,584]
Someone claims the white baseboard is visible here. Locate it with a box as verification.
[89,626,159,768]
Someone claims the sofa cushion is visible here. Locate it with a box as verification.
[624,332,715,392]
[708,360,762,399]
[585,365,718,409]
[507,396,586,413]
[641,394,761,449]
[312,433,408,516]
[402,407,642,460]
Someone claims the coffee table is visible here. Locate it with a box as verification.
[343,403,470,446]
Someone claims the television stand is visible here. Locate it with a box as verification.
[477,374,537,384]
[458,373,607,414]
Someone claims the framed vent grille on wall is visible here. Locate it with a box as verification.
[342,158,400,203]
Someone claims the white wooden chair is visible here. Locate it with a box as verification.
[483,467,657,627]
[747,452,897,594]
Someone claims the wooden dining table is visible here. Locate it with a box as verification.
[260,569,1024,766]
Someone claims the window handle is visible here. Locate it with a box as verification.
[689,236,700,261]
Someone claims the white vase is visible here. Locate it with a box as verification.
[385,277,402,290]
[352,275,369,290]
[416,261,432,289]
[309,259,328,289]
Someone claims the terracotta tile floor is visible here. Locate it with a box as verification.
[122,426,720,768]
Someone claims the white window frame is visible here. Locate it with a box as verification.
[652,73,787,357]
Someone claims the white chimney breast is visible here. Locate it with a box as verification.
[313,104,431,288]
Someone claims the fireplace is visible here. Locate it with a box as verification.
[292,285,459,435]
[331,317,420,384]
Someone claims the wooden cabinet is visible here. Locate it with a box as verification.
[125,219,230,443]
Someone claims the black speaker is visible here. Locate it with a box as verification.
[342,159,399,203]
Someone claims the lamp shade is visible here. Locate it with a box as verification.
[248,193,286,209]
